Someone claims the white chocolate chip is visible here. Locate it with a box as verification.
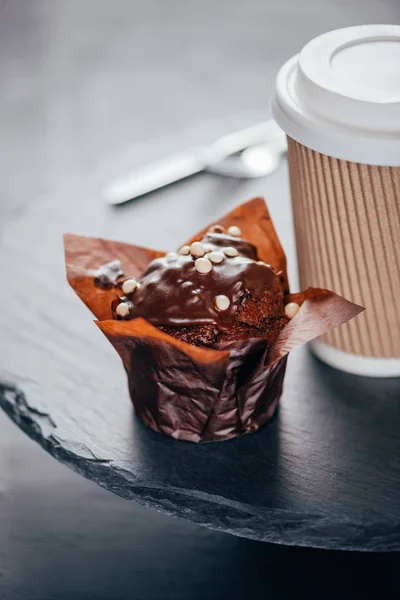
[195,257,212,274]
[285,302,300,319]
[116,302,130,317]
[224,246,239,257]
[214,295,230,311]
[227,225,242,237]
[203,244,213,253]
[208,251,224,264]
[178,245,190,255]
[122,278,138,295]
[190,241,205,257]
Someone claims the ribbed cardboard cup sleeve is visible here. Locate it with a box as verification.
[287,137,400,359]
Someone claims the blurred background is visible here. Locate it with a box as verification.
[1,1,400,599]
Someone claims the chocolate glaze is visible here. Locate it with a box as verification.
[114,233,281,329]
[201,233,258,259]
[95,259,123,289]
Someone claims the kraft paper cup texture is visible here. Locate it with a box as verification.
[287,138,400,360]
[64,198,363,442]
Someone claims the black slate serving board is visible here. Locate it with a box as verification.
[1,171,400,551]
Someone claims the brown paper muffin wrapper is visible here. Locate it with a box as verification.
[64,198,364,442]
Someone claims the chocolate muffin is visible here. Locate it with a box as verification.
[65,196,364,442]
[111,224,289,348]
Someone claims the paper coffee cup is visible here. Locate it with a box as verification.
[272,25,400,377]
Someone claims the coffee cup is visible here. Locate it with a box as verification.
[272,25,400,377]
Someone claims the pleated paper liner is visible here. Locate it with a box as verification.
[64,198,363,442]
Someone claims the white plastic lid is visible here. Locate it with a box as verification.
[272,25,400,166]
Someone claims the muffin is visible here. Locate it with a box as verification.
[64,197,363,442]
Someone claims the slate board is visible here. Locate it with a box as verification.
[1,170,400,551]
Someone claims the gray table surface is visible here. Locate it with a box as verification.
[1,1,400,598]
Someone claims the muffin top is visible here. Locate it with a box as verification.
[105,225,289,347]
